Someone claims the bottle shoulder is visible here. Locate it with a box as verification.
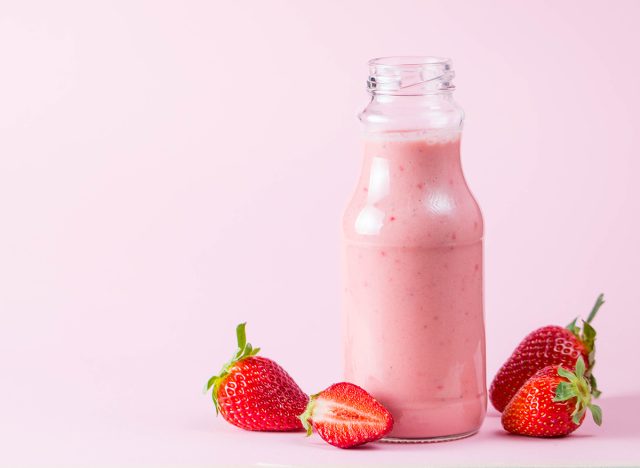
[343,185,483,247]
[344,131,481,246]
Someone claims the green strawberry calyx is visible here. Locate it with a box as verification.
[204,322,260,414]
[553,356,603,426]
[566,293,605,397]
[298,393,320,436]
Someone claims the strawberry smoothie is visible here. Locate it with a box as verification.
[343,130,486,440]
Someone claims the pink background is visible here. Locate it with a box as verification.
[1,0,639,465]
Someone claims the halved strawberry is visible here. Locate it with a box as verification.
[298,382,393,449]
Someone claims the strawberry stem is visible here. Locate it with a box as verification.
[566,293,605,331]
[586,293,605,324]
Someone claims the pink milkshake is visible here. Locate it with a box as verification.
[343,57,486,441]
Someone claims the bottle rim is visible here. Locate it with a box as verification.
[368,56,451,68]
[367,56,455,95]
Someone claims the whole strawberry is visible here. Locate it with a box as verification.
[205,323,308,431]
[502,356,602,437]
[490,294,604,412]
[299,382,393,449]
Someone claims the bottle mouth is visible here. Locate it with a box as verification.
[367,56,455,95]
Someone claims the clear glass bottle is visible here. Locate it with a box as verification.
[342,56,486,441]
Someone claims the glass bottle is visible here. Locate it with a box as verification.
[342,56,486,441]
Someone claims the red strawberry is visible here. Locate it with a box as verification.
[502,356,602,437]
[298,382,393,449]
[205,323,308,431]
[490,294,604,412]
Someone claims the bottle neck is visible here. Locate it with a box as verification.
[362,56,463,135]
[360,92,463,135]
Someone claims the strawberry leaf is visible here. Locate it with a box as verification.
[566,317,580,335]
[590,404,603,426]
[298,394,318,437]
[205,375,217,392]
[582,321,596,351]
[554,382,577,402]
[589,374,602,398]
[236,322,247,351]
[572,406,586,425]
[575,356,586,379]
[558,367,577,382]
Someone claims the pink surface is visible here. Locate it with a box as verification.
[1,0,639,466]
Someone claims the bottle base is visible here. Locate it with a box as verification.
[380,429,479,444]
